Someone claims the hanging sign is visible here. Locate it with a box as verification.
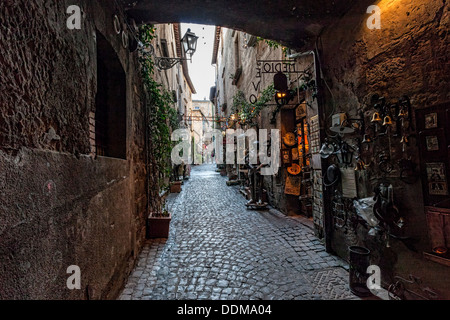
[256,60,303,74]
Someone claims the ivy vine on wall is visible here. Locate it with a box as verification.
[139,25,179,197]
[256,37,289,57]
[230,84,275,126]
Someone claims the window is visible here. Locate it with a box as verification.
[160,39,169,57]
[234,34,240,68]
[94,31,127,159]
[232,34,242,85]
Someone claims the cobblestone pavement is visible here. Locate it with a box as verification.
[119,164,359,300]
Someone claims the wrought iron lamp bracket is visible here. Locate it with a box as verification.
[154,56,191,70]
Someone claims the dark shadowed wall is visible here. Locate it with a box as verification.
[0,0,148,299]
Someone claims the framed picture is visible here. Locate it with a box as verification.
[426,163,448,196]
[419,128,446,159]
[424,113,438,129]
[426,136,439,151]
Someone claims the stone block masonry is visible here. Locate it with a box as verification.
[0,0,150,299]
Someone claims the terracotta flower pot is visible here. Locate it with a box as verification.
[170,181,182,193]
[147,213,171,238]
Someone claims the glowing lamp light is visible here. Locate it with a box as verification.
[433,247,448,255]
[273,71,293,106]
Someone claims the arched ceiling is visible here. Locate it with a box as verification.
[122,0,361,49]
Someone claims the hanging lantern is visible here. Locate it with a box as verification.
[274,71,293,106]
[181,28,199,58]
[382,115,393,126]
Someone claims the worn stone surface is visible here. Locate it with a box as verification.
[119,164,358,300]
[125,0,358,49]
[1,0,448,301]
[0,0,148,299]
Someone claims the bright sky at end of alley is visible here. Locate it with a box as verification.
[180,23,216,101]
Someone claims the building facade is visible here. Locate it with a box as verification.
[212,27,319,219]
[189,99,217,164]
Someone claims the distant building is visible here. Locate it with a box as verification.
[189,99,216,164]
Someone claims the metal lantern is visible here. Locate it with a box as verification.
[181,28,199,58]
[153,28,199,70]
[336,142,354,166]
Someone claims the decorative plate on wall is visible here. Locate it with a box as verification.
[287,163,301,175]
[283,132,296,147]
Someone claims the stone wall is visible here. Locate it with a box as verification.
[0,0,165,299]
[318,0,449,297]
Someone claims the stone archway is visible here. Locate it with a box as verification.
[122,0,364,49]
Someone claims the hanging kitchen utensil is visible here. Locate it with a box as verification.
[371,112,382,133]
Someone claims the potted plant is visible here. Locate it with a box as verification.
[147,200,172,238]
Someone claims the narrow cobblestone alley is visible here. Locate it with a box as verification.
[119,164,359,300]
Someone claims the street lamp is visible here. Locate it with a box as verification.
[181,29,199,58]
[154,28,199,70]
